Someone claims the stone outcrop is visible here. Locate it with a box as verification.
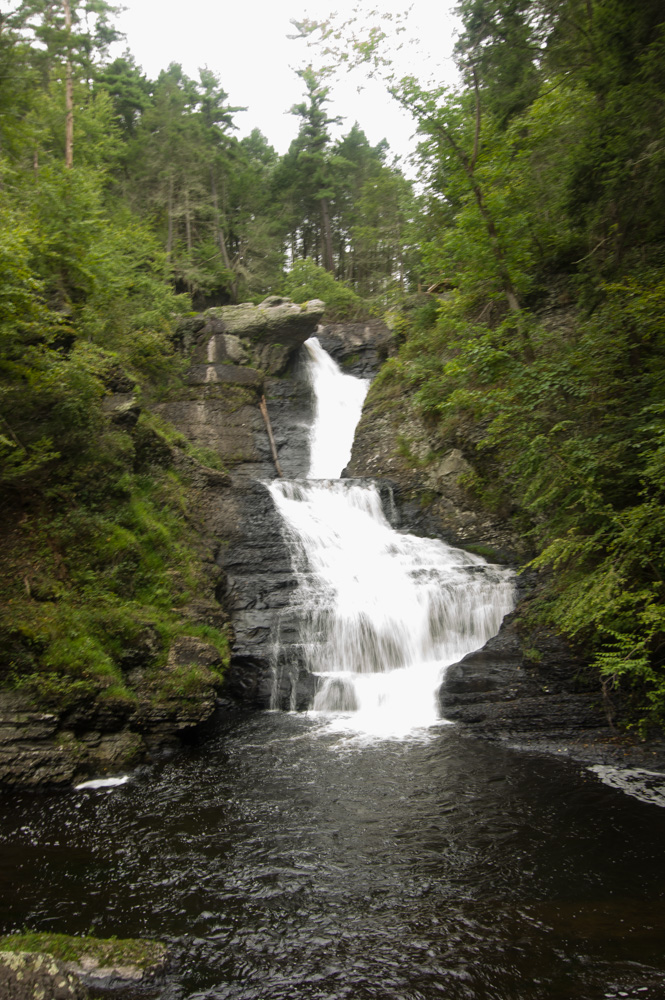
[438,612,605,734]
[152,298,324,482]
[0,692,78,788]
[0,633,226,787]
[0,951,89,1000]
[316,319,395,378]
[208,478,316,711]
[176,295,325,376]
[435,607,665,767]
[347,384,523,560]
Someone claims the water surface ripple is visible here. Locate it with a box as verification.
[1,714,665,1000]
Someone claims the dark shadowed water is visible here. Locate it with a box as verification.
[1,712,665,1000]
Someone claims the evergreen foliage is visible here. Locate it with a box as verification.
[0,1,406,723]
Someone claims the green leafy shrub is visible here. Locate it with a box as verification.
[282,258,366,320]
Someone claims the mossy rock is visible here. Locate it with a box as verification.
[0,932,167,986]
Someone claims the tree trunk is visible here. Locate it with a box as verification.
[184,186,192,253]
[63,0,74,169]
[320,197,335,273]
[211,169,238,302]
[433,127,521,313]
[166,174,174,261]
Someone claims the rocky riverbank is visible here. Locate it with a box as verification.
[0,932,167,999]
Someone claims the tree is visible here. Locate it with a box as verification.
[6,0,122,167]
[96,53,151,138]
[454,0,545,123]
[288,66,341,273]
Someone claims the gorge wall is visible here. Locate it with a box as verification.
[343,320,638,764]
[0,300,633,790]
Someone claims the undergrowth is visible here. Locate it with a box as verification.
[0,414,229,715]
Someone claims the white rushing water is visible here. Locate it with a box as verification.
[269,338,515,738]
[305,337,369,479]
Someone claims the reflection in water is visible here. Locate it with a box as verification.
[1,715,665,1000]
[589,765,665,808]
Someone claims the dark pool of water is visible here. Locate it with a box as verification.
[1,713,665,1000]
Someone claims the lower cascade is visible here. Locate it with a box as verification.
[268,338,515,737]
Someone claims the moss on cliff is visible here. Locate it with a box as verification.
[0,406,230,726]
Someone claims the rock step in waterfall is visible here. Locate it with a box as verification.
[268,337,516,738]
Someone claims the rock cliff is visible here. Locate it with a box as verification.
[1,300,641,786]
[347,376,524,561]
[0,297,327,787]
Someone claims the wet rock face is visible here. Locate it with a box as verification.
[0,692,76,788]
[211,323,396,710]
[437,613,605,740]
[154,348,315,484]
[316,320,394,378]
[210,478,317,711]
[347,386,524,560]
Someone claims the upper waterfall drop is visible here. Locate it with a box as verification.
[305,337,369,479]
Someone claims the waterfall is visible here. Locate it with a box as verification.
[268,338,515,737]
[304,337,369,478]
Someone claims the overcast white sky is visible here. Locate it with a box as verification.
[114,0,461,166]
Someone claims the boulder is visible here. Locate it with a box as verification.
[180,296,325,376]
[0,951,89,1000]
[438,613,606,738]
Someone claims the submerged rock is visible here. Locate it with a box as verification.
[315,676,359,712]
